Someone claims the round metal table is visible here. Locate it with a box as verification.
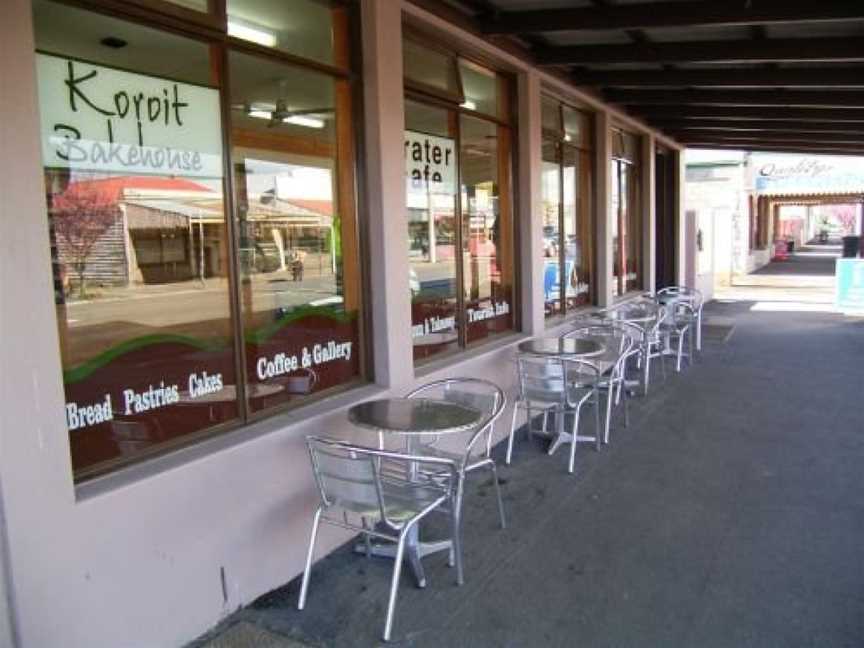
[517,337,605,358]
[348,397,480,437]
[347,397,483,588]
[605,304,658,324]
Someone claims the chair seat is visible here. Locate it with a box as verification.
[414,445,493,473]
[332,478,447,523]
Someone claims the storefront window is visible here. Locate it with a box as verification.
[461,115,514,344]
[405,37,516,363]
[34,0,362,479]
[611,129,641,295]
[403,40,461,100]
[226,0,339,66]
[230,51,362,413]
[541,96,594,318]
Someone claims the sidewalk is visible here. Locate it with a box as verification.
[191,299,864,647]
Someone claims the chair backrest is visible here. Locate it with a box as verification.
[658,285,703,309]
[515,354,567,406]
[406,378,506,458]
[306,436,456,527]
[563,325,633,377]
[307,437,383,517]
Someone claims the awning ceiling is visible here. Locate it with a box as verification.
[421,0,864,156]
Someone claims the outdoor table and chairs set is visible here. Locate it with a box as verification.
[296,286,704,641]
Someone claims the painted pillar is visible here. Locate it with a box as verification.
[517,69,544,334]
[594,111,613,307]
[674,150,688,287]
[640,134,656,293]
[360,0,413,388]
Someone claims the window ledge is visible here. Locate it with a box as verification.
[75,382,388,502]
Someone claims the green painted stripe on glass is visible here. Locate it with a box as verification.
[63,334,225,384]
[63,306,356,384]
[244,305,355,345]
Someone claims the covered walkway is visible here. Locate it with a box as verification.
[751,243,841,278]
[194,301,864,647]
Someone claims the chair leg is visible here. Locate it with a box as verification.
[450,496,464,586]
[622,378,630,428]
[488,461,507,530]
[383,526,410,642]
[594,390,601,451]
[696,311,703,352]
[676,333,685,372]
[643,346,651,396]
[568,404,582,474]
[689,326,695,366]
[604,386,613,444]
[297,506,323,610]
[506,403,519,465]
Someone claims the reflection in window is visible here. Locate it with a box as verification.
[461,115,513,343]
[611,129,641,295]
[405,101,459,362]
[34,3,237,477]
[541,97,594,317]
[229,51,362,413]
[227,0,339,65]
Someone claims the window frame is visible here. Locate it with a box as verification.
[540,94,595,319]
[403,30,520,364]
[610,127,642,296]
[36,0,368,481]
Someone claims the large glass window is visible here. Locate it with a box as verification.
[229,52,362,414]
[541,96,594,318]
[405,37,516,363]
[34,0,362,479]
[611,129,642,295]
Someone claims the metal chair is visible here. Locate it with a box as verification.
[507,354,601,473]
[660,300,696,372]
[657,286,704,351]
[298,436,460,642]
[562,324,634,445]
[637,303,668,395]
[405,379,507,530]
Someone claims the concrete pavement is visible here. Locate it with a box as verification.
[190,298,864,648]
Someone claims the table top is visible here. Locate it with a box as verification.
[605,304,658,324]
[518,337,605,358]
[348,397,482,436]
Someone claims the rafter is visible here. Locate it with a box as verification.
[607,89,864,107]
[670,131,864,144]
[627,106,864,121]
[537,38,864,66]
[480,1,864,35]
[647,119,864,133]
[573,68,864,88]
[686,142,864,156]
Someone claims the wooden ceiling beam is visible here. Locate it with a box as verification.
[538,38,864,66]
[480,1,864,35]
[648,119,864,133]
[671,131,864,144]
[628,105,864,121]
[607,89,864,107]
[686,142,864,156]
[573,67,864,88]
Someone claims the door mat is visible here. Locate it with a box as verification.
[197,622,315,648]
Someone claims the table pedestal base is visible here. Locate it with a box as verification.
[353,526,452,589]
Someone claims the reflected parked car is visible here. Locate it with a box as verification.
[543,226,558,257]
